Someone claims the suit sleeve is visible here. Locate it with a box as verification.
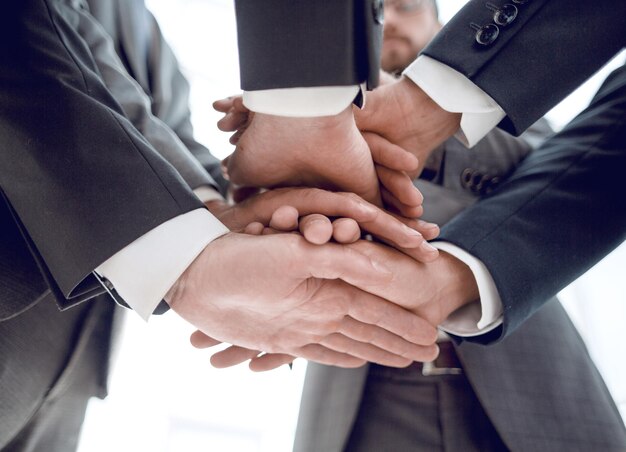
[422,0,626,135]
[436,65,626,343]
[234,0,382,91]
[142,9,228,194]
[76,4,225,195]
[0,1,204,306]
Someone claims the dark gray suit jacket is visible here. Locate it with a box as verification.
[422,0,626,342]
[0,0,224,446]
[295,124,626,451]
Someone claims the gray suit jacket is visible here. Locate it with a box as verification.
[294,124,626,451]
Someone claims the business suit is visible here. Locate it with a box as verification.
[294,124,626,451]
[0,0,222,449]
[417,0,626,342]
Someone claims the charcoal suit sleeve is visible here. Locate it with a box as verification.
[234,0,382,91]
[422,0,626,135]
[141,6,229,194]
[0,0,204,306]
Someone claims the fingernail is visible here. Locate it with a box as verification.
[420,241,438,254]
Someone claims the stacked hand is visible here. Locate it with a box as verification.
[204,187,440,256]
[196,80,474,371]
[355,76,461,180]
[188,218,477,371]
[214,98,424,218]
[168,231,441,369]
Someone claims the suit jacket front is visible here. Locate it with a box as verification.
[437,64,626,343]
[415,0,626,342]
[294,124,626,452]
[0,0,208,320]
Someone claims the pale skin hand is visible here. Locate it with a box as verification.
[167,232,440,368]
[192,241,479,371]
[355,76,461,179]
[204,187,440,253]
[213,97,424,218]
[225,107,383,205]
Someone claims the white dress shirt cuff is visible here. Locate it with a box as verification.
[193,186,225,204]
[95,208,229,320]
[243,85,360,117]
[433,242,504,337]
[403,56,506,147]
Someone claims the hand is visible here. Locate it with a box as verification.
[214,97,424,217]
[168,232,439,369]
[205,187,439,254]
[355,76,461,179]
[345,241,479,327]
[214,95,252,146]
[188,212,371,371]
[192,241,477,371]
[224,107,384,205]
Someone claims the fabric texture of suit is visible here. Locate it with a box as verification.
[0,0,222,448]
[415,0,626,342]
[0,0,205,317]
[234,0,383,90]
[294,122,626,452]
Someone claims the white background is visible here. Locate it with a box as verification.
[78,1,626,451]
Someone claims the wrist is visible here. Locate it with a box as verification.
[434,251,479,319]
[399,76,460,127]
[205,199,229,216]
[255,105,354,136]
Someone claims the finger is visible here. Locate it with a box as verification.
[344,284,440,347]
[300,239,394,286]
[212,96,236,113]
[230,188,426,249]
[386,214,440,241]
[232,186,261,203]
[381,186,424,218]
[376,165,423,207]
[229,129,244,145]
[416,219,440,241]
[296,344,367,368]
[262,226,281,235]
[231,95,249,113]
[217,111,249,132]
[249,354,295,372]
[210,346,261,368]
[272,189,427,249]
[214,95,248,113]
[338,316,439,363]
[299,214,333,245]
[331,218,361,244]
[365,132,419,173]
[243,222,265,235]
[190,330,222,348]
[319,333,413,368]
[269,205,299,231]
[221,156,230,181]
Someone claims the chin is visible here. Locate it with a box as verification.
[381,54,411,74]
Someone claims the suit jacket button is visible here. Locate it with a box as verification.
[474,24,500,46]
[461,168,474,189]
[494,4,518,26]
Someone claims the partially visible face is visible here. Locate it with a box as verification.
[381,0,441,73]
